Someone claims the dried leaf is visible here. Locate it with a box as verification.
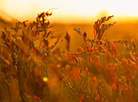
[106,15,114,21]
[65,32,70,51]
[37,12,45,18]
[130,52,136,62]
[83,31,87,38]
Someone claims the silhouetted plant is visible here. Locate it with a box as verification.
[0,9,138,102]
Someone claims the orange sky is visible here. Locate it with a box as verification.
[0,0,138,23]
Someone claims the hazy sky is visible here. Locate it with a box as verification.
[0,0,138,23]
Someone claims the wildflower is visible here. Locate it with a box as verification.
[78,28,80,32]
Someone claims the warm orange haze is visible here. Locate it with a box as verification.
[0,0,138,52]
[0,0,138,49]
[1,1,138,102]
[0,0,138,23]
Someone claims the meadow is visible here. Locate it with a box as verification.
[50,22,138,52]
[0,10,138,102]
[1,18,138,52]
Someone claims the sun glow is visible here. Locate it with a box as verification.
[0,0,138,23]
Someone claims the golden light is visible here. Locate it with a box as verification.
[0,0,138,23]
[43,77,48,82]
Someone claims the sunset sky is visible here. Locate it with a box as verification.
[0,0,138,23]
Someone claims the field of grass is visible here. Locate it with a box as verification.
[49,22,138,52]
[0,11,138,102]
[1,18,138,52]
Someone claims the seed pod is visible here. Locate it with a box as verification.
[65,32,71,51]
[83,31,87,38]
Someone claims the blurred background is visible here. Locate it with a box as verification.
[0,0,138,23]
[0,0,138,52]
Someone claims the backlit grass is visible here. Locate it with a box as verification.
[0,9,138,102]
